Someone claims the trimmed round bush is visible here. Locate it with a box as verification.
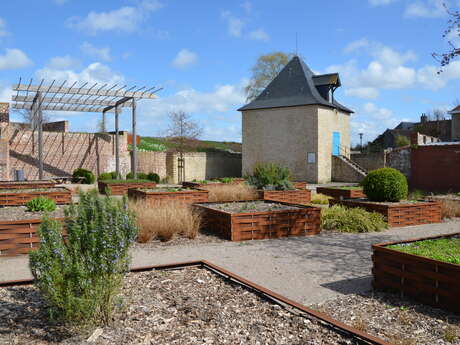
[72,168,95,184]
[98,172,113,181]
[362,168,408,202]
[147,172,160,183]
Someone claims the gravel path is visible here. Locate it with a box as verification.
[1,219,459,307]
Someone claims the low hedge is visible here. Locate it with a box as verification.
[321,205,387,233]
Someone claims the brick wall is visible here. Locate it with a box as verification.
[0,103,9,123]
[134,151,168,177]
[0,125,130,180]
[42,121,69,132]
[411,144,460,191]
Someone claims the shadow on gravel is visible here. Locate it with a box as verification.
[0,286,73,343]
[320,275,373,296]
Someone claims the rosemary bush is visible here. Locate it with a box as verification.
[29,190,138,325]
[246,162,294,190]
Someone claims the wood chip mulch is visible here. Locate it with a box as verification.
[0,267,361,345]
[0,205,66,221]
[315,291,460,345]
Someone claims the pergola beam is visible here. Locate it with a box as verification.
[13,84,159,99]
[12,102,118,113]
[12,95,134,107]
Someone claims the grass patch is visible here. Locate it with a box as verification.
[207,184,258,202]
[388,237,460,265]
[101,179,151,184]
[130,200,201,242]
[339,186,363,190]
[321,205,387,233]
[137,137,242,153]
[311,193,331,205]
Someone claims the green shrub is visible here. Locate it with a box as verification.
[147,172,160,183]
[98,172,113,181]
[126,172,148,180]
[321,205,387,233]
[246,162,293,191]
[26,197,56,212]
[395,135,410,147]
[361,168,408,202]
[29,191,138,325]
[72,168,95,184]
[219,177,234,184]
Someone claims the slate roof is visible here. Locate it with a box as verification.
[449,105,460,114]
[238,56,353,113]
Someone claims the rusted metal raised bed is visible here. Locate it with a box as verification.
[0,218,64,256]
[329,198,441,227]
[258,189,311,205]
[0,181,56,189]
[98,181,156,195]
[194,201,320,241]
[292,181,308,189]
[372,233,460,313]
[316,186,365,199]
[0,187,72,206]
[0,260,391,345]
[128,188,208,204]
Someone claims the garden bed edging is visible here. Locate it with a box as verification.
[316,187,365,199]
[98,181,156,195]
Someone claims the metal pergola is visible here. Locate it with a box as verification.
[11,78,161,180]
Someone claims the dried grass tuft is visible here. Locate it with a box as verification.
[440,199,460,219]
[130,200,201,242]
[311,193,331,205]
[207,184,259,202]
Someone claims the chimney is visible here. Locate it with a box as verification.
[420,113,428,123]
[0,103,9,123]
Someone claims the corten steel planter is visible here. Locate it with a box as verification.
[258,189,311,205]
[0,218,65,256]
[98,181,156,195]
[329,198,441,227]
[182,178,245,189]
[292,181,308,189]
[316,187,365,199]
[372,233,460,313]
[128,188,208,204]
[194,201,321,241]
[0,181,56,189]
[0,187,72,206]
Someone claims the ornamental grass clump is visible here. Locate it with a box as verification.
[246,162,294,191]
[361,168,408,202]
[29,190,138,325]
[321,205,387,233]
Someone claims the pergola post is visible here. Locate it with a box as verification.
[131,99,137,179]
[32,91,44,180]
[115,105,120,179]
[101,110,107,132]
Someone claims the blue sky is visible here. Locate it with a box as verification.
[0,0,459,145]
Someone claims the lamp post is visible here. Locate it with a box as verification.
[359,133,363,152]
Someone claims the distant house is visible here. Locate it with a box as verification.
[448,105,460,141]
[238,56,354,183]
[372,113,455,149]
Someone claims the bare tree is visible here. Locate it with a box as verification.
[15,108,51,125]
[433,3,459,71]
[166,111,203,182]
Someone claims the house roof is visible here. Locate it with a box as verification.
[394,121,416,130]
[448,105,460,114]
[238,56,353,113]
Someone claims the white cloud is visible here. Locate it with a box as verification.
[54,0,68,4]
[405,0,446,18]
[345,87,379,99]
[66,0,163,34]
[0,49,33,70]
[417,60,460,89]
[47,55,80,70]
[248,29,270,41]
[344,39,416,66]
[241,1,253,13]
[81,42,111,61]
[36,62,124,85]
[369,0,397,6]
[221,11,245,37]
[172,49,198,69]
[0,18,9,38]
[344,39,370,53]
